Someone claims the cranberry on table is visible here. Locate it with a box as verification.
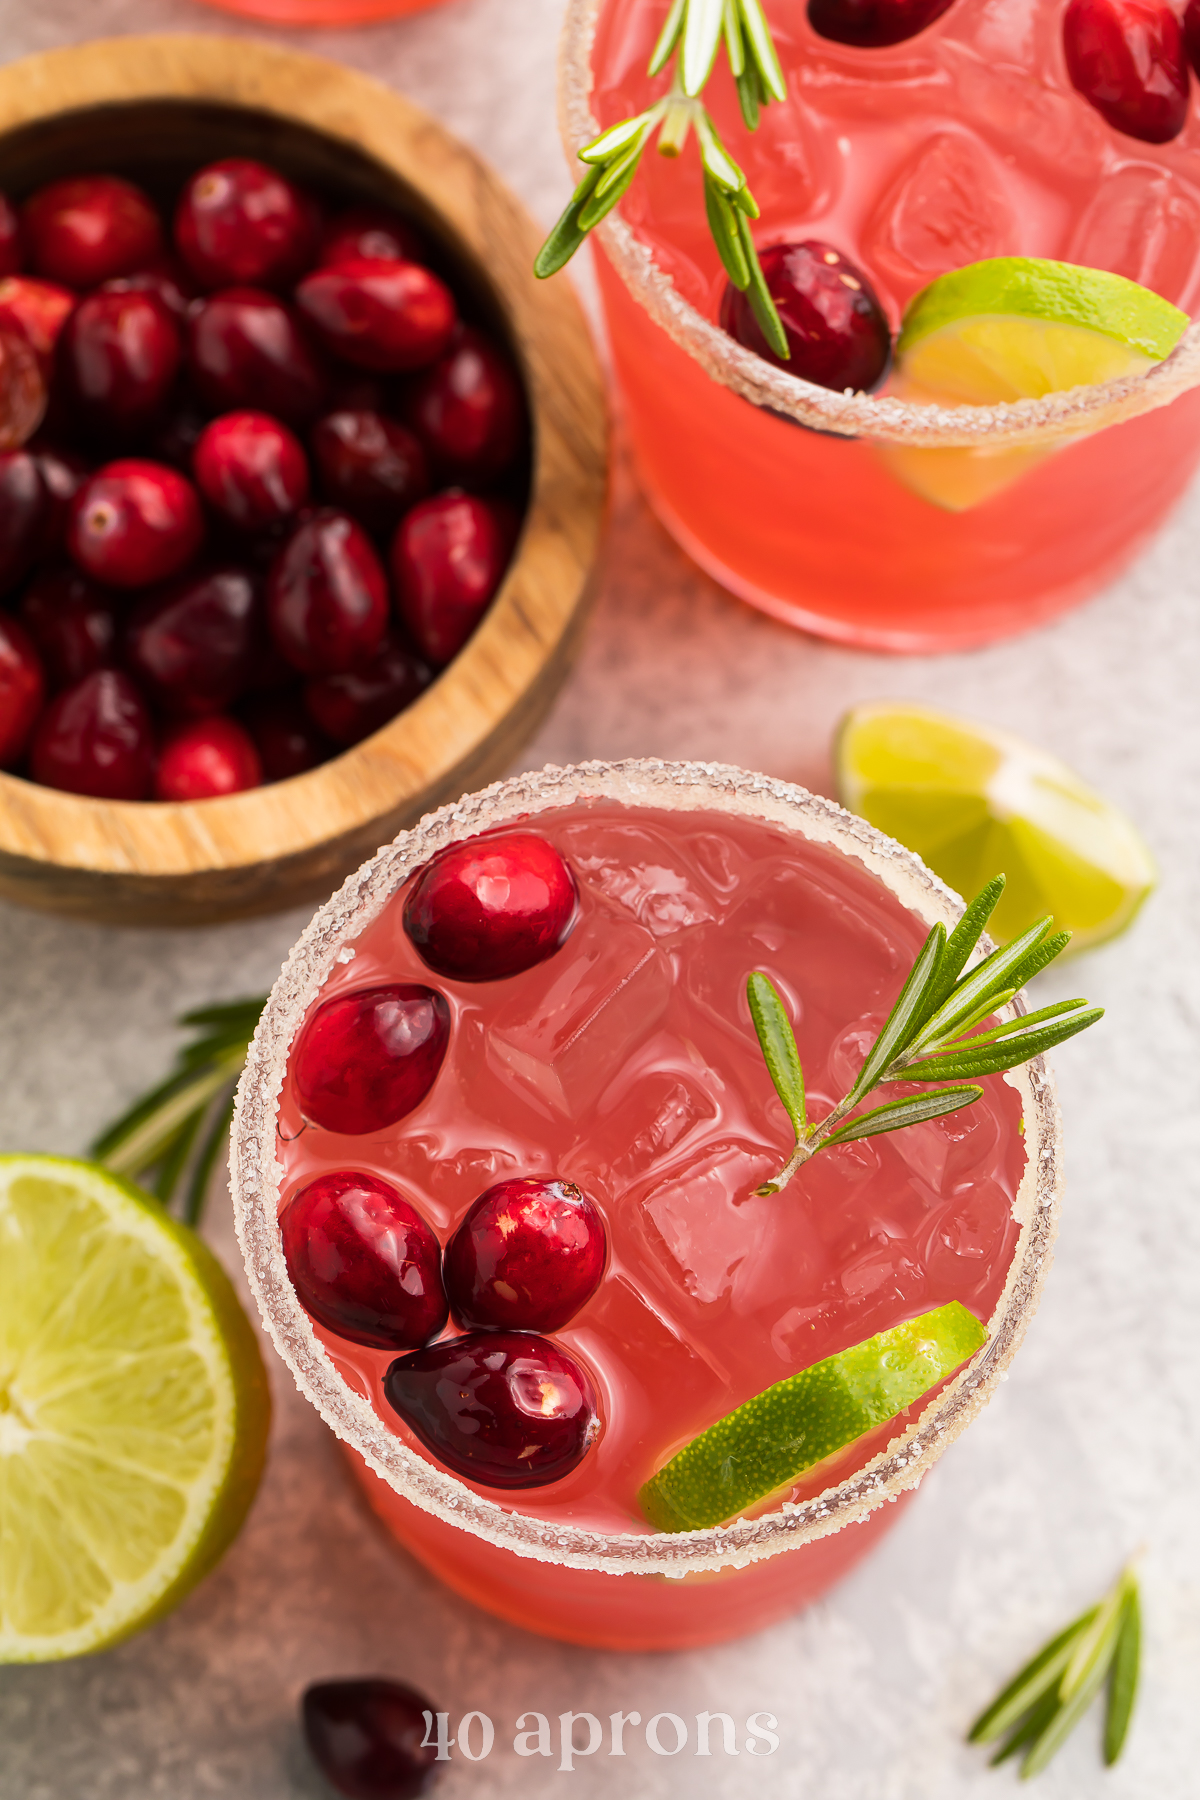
[304,628,431,747]
[20,567,116,689]
[0,328,46,452]
[384,1331,599,1489]
[280,1170,448,1350]
[721,240,892,392]
[807,0,957,48]
[125,565,261,716]
[154,715,262,801]
[320,205,427,270]
[445,1178,606,1333]
[0,276,75,376]
[390,492,510,667]
[405,327,524,482]
[0,450,47,595]
[188,288,327,428]
[403,830,577,982]
[30,668,154,799]
[57,288,181,442]
[267,509,389,676]
[292,984,450,1135]
[0,614,45,768]
[310,410,429,536]
[174,157,316,290]
[0,193,21,276]
[193,411,309,531]
[302,1678,443,1800]
[295,257,456,373]
[23,175,162,288]
[68,460,203,590]
[1063,0,1189,143]
[242,689,332,781]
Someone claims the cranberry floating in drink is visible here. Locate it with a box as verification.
[23,174,162,287]
[721,241,892,392]
[174,157,316,290]
[444,1178,606,1332]
[20,567,117,690]
[807,0,957,47]
[384,1332,600,1488]
[403,829,576,980]
[192,411,310,531]
[405,327,524,480]
[68,461,204,590]
[301,1679,442,1800]
[188,289,327,428]
[1063,0,1190,143]
[292,984,450,1135]
[295,257,456,373]
[31,668,155,799]
[267,509,390,675]
[155,715,262,801]
[58,287,182,442]
[0,614,45,767]
[281,1170,448,1349]
[390,492,511,666]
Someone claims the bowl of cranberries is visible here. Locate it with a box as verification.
[0,36,606,925]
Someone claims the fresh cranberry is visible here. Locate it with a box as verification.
[302,1679,442,1800]
[384,1332,599,1489]
[193,411,309,532]
[0,328,46,451]
[295,258,456,374]
[20,567,117,689]
[0,450,47,595]
[303,628,430,747]
[320,206,427,270]
[0,277,75,377]
[292,984,450,1135]
[404,328,524,482]
[403,830,577,982]
[280,1170,447,1350]
[188,288,327,428]
[267,510,389,676]
[125,566,261,716]
[1187,0,1200,73]
[444,1178,606,1333]
[23,175,162,288]
[242,689,332,780]
[0,613,45,767]
[174,158,316,290]
[68,461,203,590]
[807,0,956,47]
[57,288,181,442]
[390,493,510,667]
[0,194,21,276]
[154,714,262,801]
[102,260,196,322]
[31,443,88,556]
[310,411,429,536]
[721,240,892,391]
[1063,0,1189,142]
[152,404,208,471]
[30,668,154,798]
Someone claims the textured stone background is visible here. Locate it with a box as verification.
[1,2,1198,1796]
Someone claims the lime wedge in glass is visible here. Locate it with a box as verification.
[0,1155,270,1662]
[639,1301,986,1534]
[884,256,1188,510]
[836,701,1156,952]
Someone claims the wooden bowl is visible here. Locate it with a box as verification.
[0,36,606,926]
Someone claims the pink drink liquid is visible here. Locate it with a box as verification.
[590,0,1200,649]
[276,802,1026,1644]
[195,0,443,21]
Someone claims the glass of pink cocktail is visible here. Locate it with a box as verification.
[556,0,1200,650]
[232,760,1066,1651]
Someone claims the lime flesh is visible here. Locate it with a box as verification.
[0,1155,270,1662]
[639,1302,987,1534]
[836,702,1156,952]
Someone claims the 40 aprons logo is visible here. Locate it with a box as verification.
[420,1708,780,1770]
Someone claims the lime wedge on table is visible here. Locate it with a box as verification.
[0,1155,270,1662]
[836,701,1156,953]
[885,257,1188,510]
[640,1302,986,1534]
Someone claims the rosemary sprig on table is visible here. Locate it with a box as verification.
[91,997,266,1227]
[536,0,790,356]
[749,876,1102,1193]
[970,1561,1141,1776]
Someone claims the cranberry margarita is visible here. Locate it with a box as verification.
[233,762,1060,1650]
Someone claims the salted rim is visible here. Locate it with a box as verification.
[231,759,1062,1576]
[560,0,1200,449]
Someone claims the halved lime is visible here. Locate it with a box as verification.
[639,1301,986,1533]
[836,701,1156,952]
[884,256,1188,510]
[0,1155,270,1662]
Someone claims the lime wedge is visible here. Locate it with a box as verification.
[836,702,1156,952]
[884,256,1188,510]
[639,1301,986,1533]
[0,1155,270,1662]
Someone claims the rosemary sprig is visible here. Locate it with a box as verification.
[749,876,1102,1192]
[970,1562,1142,1776]
[536,0,790,357]
[91,997,266,1227]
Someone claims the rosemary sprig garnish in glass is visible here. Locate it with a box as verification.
[91,996,266,1227]
[748,876,1102,1192]
[535,0,791,357]
[970,1560,1141,1776]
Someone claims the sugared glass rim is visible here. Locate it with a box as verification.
[560,0,1200,449]
[231,759,1061,1576]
